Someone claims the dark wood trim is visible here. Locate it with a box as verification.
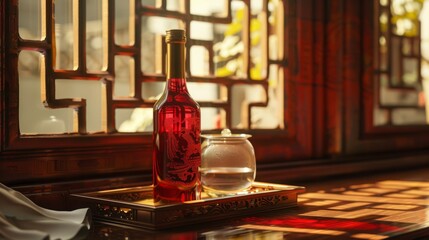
[0,144,152,185]
[324,0,345,155]
[258,151,429,183]
[11,150,429,211]
[4,133,149,150]
[0,0,5,151]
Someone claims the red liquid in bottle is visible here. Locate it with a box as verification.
[153,29,201,202]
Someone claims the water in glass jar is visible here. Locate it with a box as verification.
[200,167,255,195]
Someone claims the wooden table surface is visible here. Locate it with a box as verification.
[84,168,429,239]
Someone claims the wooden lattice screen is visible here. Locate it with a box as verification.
[374,0,428,126]
[16,0,286,135]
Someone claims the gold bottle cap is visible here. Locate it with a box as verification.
[166,29,186,43]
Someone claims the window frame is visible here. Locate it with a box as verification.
[333,0,429,155]
[0,0,321,184]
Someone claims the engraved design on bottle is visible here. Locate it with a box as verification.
[165,129,200,184]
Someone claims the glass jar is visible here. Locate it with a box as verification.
[200,129,256,196]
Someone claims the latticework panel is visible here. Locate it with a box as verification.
[374,0,429,126]
[17,0,287,134]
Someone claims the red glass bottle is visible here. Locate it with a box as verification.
[153,29,201,202]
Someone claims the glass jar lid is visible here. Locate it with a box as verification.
[201,129,251,140]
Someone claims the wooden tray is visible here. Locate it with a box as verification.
[70,182,305,230]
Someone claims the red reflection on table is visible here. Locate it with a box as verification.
[241,216,400,232]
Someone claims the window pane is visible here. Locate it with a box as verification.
[54,0,76,70]
[115,56,135,97]
[141,16,182,74]
[115,0,135,45]
[19,51,71,134]
[141,82,164,100]
[141,0,158,8]
[19,0,44,40]
[56,79,103,133]
[87,0,105,71]
[166,0,185,13]
[117,108,152,132]
[374,0,429,126]
[190,0,228,17]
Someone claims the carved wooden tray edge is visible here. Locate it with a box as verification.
[70,182,305,230]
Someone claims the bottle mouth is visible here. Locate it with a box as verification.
[166,29,186,43]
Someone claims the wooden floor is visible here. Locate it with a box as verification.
[84,168,429,239]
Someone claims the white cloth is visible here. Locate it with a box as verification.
[0,183,91,240]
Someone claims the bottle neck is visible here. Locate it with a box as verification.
[166,42,187,92]
[167,42,185,79]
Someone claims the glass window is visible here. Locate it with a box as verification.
[374,0,429,126]
[17,0,287,134]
